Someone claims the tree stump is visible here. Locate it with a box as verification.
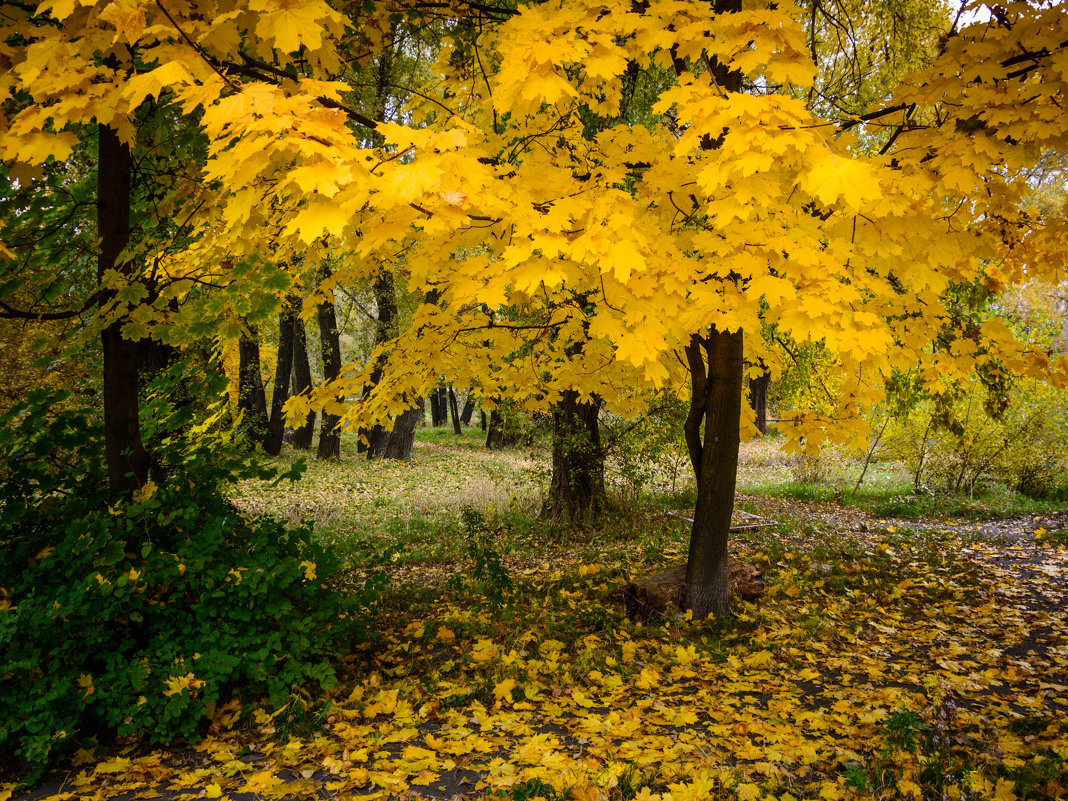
[607,559,765,622]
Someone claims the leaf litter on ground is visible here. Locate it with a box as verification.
[6,439,1067,801]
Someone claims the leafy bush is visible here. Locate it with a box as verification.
[602,395,690,498]
[883,377,1068,496]
[447,508,513,606]
[0,379,357,781]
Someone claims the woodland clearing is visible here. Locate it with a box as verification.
[5,436,1067,801]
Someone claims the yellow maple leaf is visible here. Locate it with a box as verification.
[471,639,496,663]
[493,678,517,704]
[897,779,922,798]
[204,783,223,798]
[802,154,880,209]
[163,672,205,698]
[992,778,1016,801]
[285,201,350,244]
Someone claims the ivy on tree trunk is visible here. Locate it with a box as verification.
[543,390,606,522]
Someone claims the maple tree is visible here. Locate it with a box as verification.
[2,0,1067,618]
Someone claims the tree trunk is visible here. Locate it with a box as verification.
[481,410,487,432]
[365,271,399,458]
[674,0,745,619]
[98,123,150,495]
[317,291,342,460]
[263,300,296,456]
[543,391,606,522]
[290,305,315,450]
[383,398,423,460]
[430,387,449,427]
[749,366,769,435]
[238,326,269,444]
[486,408,504,449]
[460,393,475,425]
[449,386,462,435]
[608,559,764,622]
[428,389,441,426]
[683,328,744,619]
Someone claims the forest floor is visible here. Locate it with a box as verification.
[6,436,1067,801]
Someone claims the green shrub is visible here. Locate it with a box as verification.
[883,377,1068,497]
[0,382,357,782]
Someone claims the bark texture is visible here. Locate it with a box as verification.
[382,398,423,460]
[449,386,462,435]
[263,301,296,456]
[98,123,149,494]
[460,394,475,425]
[316,293,342,460]
[608,560,764,622]
[683,328,744,619]
[749,367,769,435]
[237,327,269,444]
[543,391,606,521]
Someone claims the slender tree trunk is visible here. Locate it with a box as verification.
[290,305,315,450]
[543,391,606,521]
[460,393,475,425]
[486,408,503,449]
[428,391,441,427]
[317,291,342,460]
[749,367,769,435]
[263,300,296,456]
[672,0,744,618]
[366,271,398,458]
[383,398,423,460]
[430,387,449,427]
[683,328,744,619]
[98,123,149,495]
[481,410,487,432]
[449,386,462,435]
[238,326,269,444]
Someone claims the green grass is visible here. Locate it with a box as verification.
[230,427,1065,580]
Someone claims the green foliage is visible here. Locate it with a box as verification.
[603,395,690,498]
[847,700,972,797]
[883,377,1068,497]
[0,380,359,781]
[447,508,513,606]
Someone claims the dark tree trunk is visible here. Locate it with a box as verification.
[263,301,296,456]
[749,366,769,435]
[683,328,744,619]
[481,410,487,431]
[317,292,342,460]
[365,271,398,459]
[365,424,391,457]
[383,398,423,460]
[672,0,745,619]
[238,327,269,444]
[486,408,503,449]
[460,393,475,425]
[449,386,462,435]
[290,306,315,450]
[543,391,606,522]
[428,389,440,426]
[98,123,149,495]
[430,387,449,426]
